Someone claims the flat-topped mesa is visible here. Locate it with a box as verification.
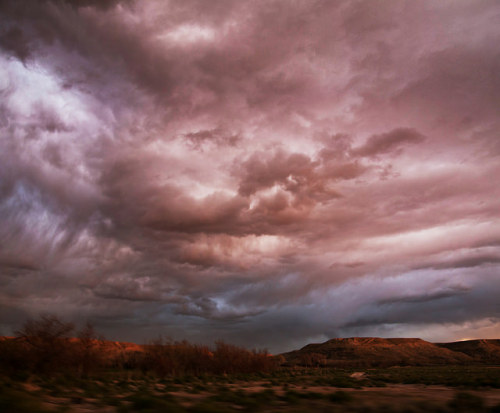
[282,337,475,368]
[299,337,431,353]
[322,337,426,346]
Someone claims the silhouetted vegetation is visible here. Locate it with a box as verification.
[0,314,277,379]
[138,337,276,377]
[0,314,106,377]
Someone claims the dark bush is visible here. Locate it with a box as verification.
[0,387,49,413]
[329,390,353,403]
[448,391,485,412]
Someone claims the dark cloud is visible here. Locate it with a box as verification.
[238,151,316,196]
[0,26,31,61]
[352,128,425,157]
[421,255,500,270]
[184,128,240,150]
[61,0,132,10]
[141,192,249,235]
[344,281,500,330]
[377,286,471,305]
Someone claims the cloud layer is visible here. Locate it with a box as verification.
[1,0,499,352]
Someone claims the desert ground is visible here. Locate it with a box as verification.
[2,366,500,412]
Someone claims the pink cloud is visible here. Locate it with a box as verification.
[0,0,499,351]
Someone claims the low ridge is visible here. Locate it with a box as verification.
[438,339,500,365]
[281,337,482,367]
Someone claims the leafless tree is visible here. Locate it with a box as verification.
[15,314,74,374]
[76,321,105,377]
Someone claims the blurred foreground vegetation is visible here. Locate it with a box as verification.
[2,368,500,413]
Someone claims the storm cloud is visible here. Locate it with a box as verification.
[0,0,499,352]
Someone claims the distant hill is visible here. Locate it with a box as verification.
[1,336,144,353]
[280,337,500,367]
[67,337,144,354]
[438,339,500,365]
[1,336,144,363]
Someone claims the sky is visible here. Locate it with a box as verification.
[0,0,499,353]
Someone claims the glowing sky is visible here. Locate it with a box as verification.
[1,0,499,353]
